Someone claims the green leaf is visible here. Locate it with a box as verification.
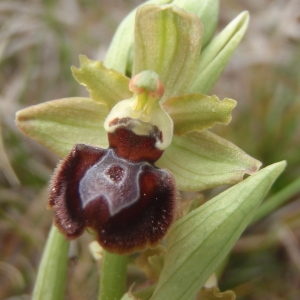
[151,161,286,300]
[15,97,109,157]
[72,55,131,109]
[32,225,69,300]
[133,5,203,100]
[156,130,261,191]
[163,94,236,135]
[172,0,219,48]
[104,0,173,74]
[189,11,249,94]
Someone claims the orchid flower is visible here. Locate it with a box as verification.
[16,4,261,254]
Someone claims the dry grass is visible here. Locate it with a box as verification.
[0,0,299,299]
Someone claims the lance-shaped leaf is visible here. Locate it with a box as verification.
[104,0,172,74]
[189,11,249,94]
[133,5,203,100]
[156,131,261,191]
[15,97,109,158]
[163,94,236,135]
[71,55,131,109]
[172,0,219,48]
[151,161,286,300]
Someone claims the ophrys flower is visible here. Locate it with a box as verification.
[16,4,261,254]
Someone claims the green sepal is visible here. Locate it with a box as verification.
[151,161,286,300]
[172,0,219,48]
[15,97,109,158]
[104,0,173,74]
[32,225,69,300]
[133,5,203,100]
[156,130,261,191]
[71,55,131,109]
[189,11,249,94]
[163,94,236,135]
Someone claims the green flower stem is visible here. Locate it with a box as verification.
[32,224,69,300]
[252,176,300,223]
[99,251,128,300]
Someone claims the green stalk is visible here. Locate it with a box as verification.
[99,251,128,300]
[32,224,69,300]
[252,176,300,223]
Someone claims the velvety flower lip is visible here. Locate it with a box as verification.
[49,140,178,254]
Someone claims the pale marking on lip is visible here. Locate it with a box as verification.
[79,149,148,216]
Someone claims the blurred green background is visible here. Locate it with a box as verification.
[0,0,299,299]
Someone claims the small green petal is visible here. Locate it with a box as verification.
[151,161,286,300]
[133,5,203,100]
[156,131,261,191]
[104,0,172,74]
[172,0,219,48]
[189,11,249,94]
[71,55,131,109]
[15,97,109,157]
[163,94,236,135]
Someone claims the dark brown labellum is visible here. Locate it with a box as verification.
[49,133,178,254]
